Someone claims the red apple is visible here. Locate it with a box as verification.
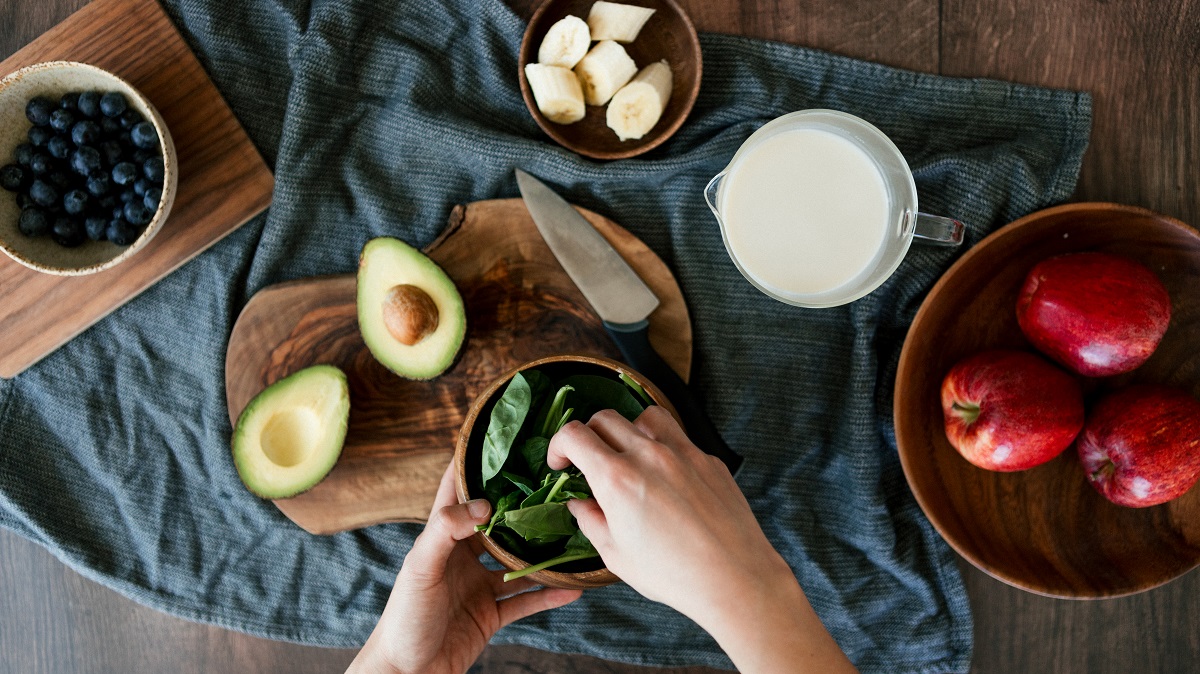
[1077,385,1200,507]
[1016,252,1171,377]
[941,349,1085,471]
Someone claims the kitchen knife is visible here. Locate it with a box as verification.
[515,169,744,475]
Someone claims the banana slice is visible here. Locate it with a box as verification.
[537,15,591,69]
[574,40,638,106]
[525,63,586,124]
[587,1,656,43]
[606,60,673,141]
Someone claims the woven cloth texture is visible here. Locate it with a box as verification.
[0,0,1092,671]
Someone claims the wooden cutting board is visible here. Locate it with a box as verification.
[225,198,692,534]
[0,0,274,379]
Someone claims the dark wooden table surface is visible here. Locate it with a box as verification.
[3,0,1198,672]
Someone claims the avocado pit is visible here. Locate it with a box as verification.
[382,283,440,346]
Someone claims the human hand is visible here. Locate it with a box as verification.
[347,463,581,674]
[548,406,857,674]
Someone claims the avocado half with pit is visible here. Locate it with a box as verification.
[357,237,467,380]
[232,364,350,499]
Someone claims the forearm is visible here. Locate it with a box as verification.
[688,561,858,674]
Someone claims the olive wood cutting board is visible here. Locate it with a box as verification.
[0,0,274,379]
[224,198,692,534]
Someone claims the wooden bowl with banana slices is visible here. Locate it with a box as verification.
[518,0,701,160]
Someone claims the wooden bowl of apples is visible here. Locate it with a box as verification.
[895,203,1200,598]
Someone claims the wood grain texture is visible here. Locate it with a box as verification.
[518,0,702,159]
[4,0,1200,672]
[0,0,273,378]
[896,203,1200,598]
[224,199,692,534]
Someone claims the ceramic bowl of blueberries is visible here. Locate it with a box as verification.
[0,61,177,276]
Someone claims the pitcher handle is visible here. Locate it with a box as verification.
[912,213,965,247]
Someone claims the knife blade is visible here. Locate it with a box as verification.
[515,169,744,475]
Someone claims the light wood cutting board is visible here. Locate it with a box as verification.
[0,0,274,378]
[224,198,692,534]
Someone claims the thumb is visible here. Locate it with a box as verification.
[404,499,491,580]
[567,497,611,553]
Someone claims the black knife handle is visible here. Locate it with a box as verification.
[604,321,744,476]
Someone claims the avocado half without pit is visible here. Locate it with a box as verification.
[231,364,350,499]
[357,237,467,380]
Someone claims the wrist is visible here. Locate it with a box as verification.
[685,557,857,674]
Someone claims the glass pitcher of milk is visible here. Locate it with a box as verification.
[704,109,964,308]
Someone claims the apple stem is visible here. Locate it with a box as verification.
[1091,460,1115,482]
[952,401,981,425]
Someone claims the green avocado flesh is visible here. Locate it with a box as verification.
[357,237,466,380]
[232,364,350,499]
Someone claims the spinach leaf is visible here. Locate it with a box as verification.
[520,436,550,480]
[503,529,600,582]
[619,371,655,407]
[503,502,576,544]
[558,374,645,422]
[520,481,556,509]
[481,372,532,486]
[539,385,574,437]
[543,471,571,503]
[502,471,536,496]
[523,369,551,404]
[480,490,523,536]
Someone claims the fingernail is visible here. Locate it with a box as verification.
[467,499,490,519]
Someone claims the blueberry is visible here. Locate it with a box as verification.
[70,120,100,146]
[51,216,86,248]
[71,147,102,176]
[143,187,161,211]
[120,189,137,203]
[49,108,75,134]
[86,172,112,197]
[100,116,122,135]
[19,208,49,237]
[28,126,52,147]
[28,153,52,176]
[132,149,152,164]
[112,205,124,219]
[25,97,54,126]
[129,121,158,149]
[14,143,34,167]
[107,218,139,246]
[29,179,58,207]
[48,171,72,191]
[119,109,143,130]
[98,194,118,210]
[63,189,88,215]
[0,164,25,192]
[16,193,33,209]
[47,135,71,159]
[99,92,128,118]
[133,178,148,196]
[76,91,101,118]
[84,216,108,241]
[112,162,138,186]
[59,92,80,111]
[123,199,152,225]
[98,140,122,166]
[143,156,165,183]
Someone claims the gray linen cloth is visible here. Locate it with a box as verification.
[0,0,1091,671]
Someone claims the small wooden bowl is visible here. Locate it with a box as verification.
[0,61,178,276]
[895,203,1200,598]
[518,0,701,160]
[454,353,679,589]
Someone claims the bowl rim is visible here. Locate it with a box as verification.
[453,353,681,588]
[894,201,1200,599]
[517,0,702,160]
[0,60,177,276]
